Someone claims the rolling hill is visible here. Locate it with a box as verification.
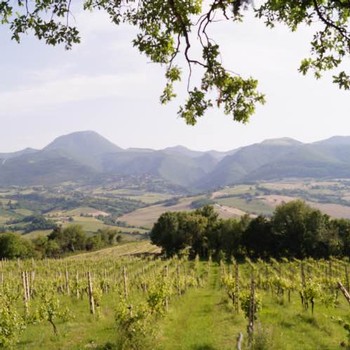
[2,132,350,190]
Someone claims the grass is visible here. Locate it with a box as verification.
[4,256,350,350]
[156,263,350,350]
[213,185,258,196]
[18,295,117,350]
[23,229,52,239]
[68,240,160,259]
[156,266,244,350]
[256,296,350,350]
[91,188,175,204]
[216,197,273,216]
[118,196,201,228]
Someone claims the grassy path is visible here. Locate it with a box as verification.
[156,265,244,350]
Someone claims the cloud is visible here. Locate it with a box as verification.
[0,72,154,115]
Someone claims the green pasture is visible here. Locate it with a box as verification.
[216,196,273,216]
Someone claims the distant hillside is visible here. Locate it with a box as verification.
[197,138,302,189]
[245,141,350,181]
[0,150,96,186]
[0,148,38,161]
[2,132,350,190]
[43,130,122,170]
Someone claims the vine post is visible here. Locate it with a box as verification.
[123,266,128,299]
[337,281,350,305]
[234,262,240,313]
[87,271,95,315]
[65,268,70,296]
[247,276,256,348]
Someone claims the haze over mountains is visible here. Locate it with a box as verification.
[1,131,350,191]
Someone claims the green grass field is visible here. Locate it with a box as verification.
[216,196,274,216]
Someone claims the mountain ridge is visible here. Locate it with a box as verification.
[1,131,350,190]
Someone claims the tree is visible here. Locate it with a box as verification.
[1,1,350,123]
[271,200,341,258]
[0,233,36,259]
[242,215,275,259]
[150,211,185,256]
[150,210,211,256]
[48,224,86,253]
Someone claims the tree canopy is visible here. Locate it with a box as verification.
[1,1,350,123]
[150,202,347,260]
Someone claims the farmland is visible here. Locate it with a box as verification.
[0,241,350,349]
[2,179,350,238]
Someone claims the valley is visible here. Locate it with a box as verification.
[2,179,350,239]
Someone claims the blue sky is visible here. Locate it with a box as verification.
[1,6,350,152]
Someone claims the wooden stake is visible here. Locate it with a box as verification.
[75,271,80,299]
[164,265,169,312]
[87,271,95,315]
[22,271,29,313]
[123,266,128,299]
[247,276,256,347]
[236,332,243,350]
[234,263,240,313]
[65,269,70,296]
[338,281,350,305]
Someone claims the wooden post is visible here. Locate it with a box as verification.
[236,332,243,350]
[25,271,31,302]
[65,268,70,296]
[234,263,240,313]
[31,271,35,293]
[76,271,80,299]
[123,266,128,299]
[22,271,29,313]
[176,264,181,295]
[164,265,169,312]
[247,276,256,347]
[338,281,350,305]
[87,271,95,315]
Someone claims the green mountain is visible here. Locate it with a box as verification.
[43,130,122,170]
[197,138,302,189]
[0,149,96,186]
[2,132,350,190]
[245,140,350,182]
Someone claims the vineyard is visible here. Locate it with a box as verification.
[0,243,350,349]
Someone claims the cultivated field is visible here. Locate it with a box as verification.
[1,244,349,350]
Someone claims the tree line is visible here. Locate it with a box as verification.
[150,201,350,260]
[0,225,121,259]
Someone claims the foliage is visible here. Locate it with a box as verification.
[0,290,25,348]
[239,290,262,320]
[0,233,36,259]
[114,297,153,350]
[37,284,73,335]
[151,202,350,260]
[2,1,350,122]
[48,224,87,253]
[6,215,57,233]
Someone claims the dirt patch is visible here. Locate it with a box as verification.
[260,195,350,219]
[259,195,297,207]
[118,197,196,228]
[214,204,246,218]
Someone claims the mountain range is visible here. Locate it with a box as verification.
[1,131,350,191]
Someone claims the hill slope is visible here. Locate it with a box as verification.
[2,132,350,190]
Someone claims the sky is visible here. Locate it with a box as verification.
[1,4,350,153]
